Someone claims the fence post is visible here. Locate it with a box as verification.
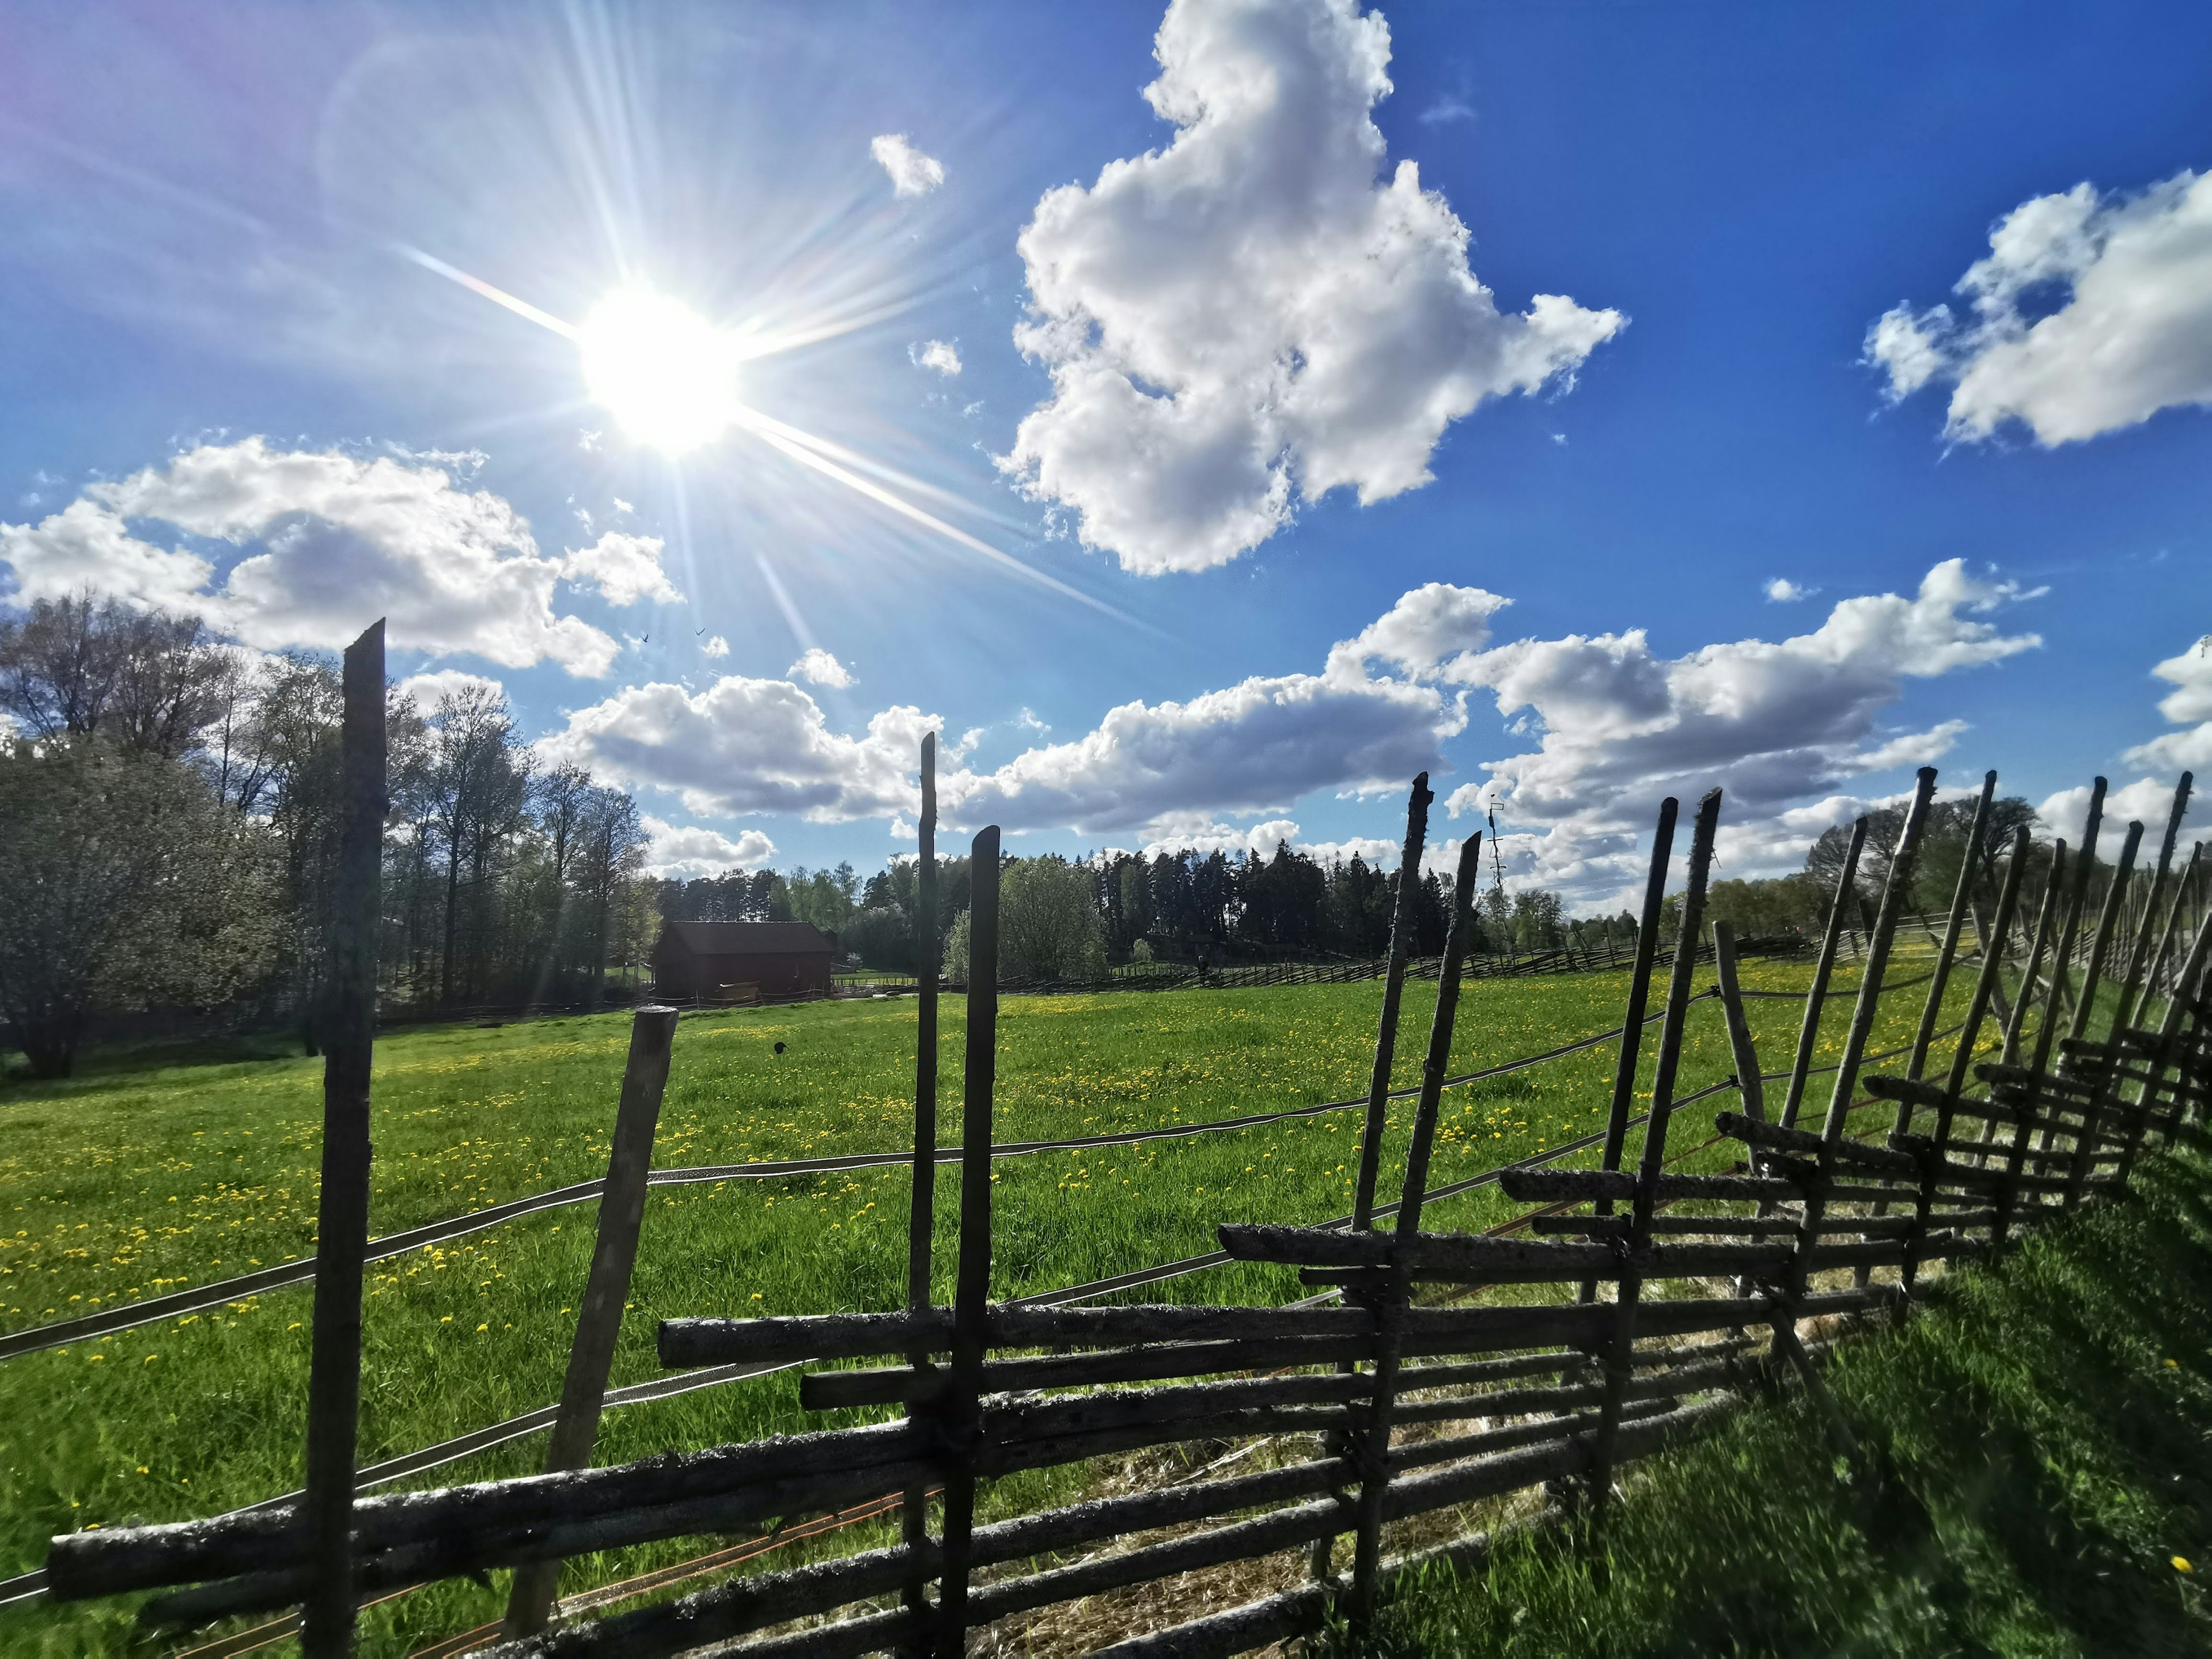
[902,736,942,1640]
[1312,774,1432,1584]
[1993,840,2069,1247]
[502,1004,680,1637]
[2035,779,2106,1070]
[2119,844,2206,1178]
[300,620,386,1658]
[1897,824,2032,1296]
[1579,798,1679,1308]
[2061,821,2143,1204]
[934,827,999,1659]
[1588,790,1722,1533]
[1347,830,1483,1629]
[1778,818,1869,1132]
[2113,777,2194,1037]
[1906,773,1997,1089]
[1711,921,1766,1123]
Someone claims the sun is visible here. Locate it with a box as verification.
[577,287,743,455]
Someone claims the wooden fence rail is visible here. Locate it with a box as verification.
[40,756,2212,1659]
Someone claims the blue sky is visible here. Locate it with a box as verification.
[2,1,2208,904]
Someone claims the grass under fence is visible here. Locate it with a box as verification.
[0,954,1962,1655]
[1341,1140,2212,1659]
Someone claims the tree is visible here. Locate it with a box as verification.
[0,739,278,1075]
[0,595,229,757]
[999,855,1108,983]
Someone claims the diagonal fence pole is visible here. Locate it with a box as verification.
[1315,772,1431,1582]
[2060,821,2142,1204]
[1588,789,1722,1533]
[1711,921,1766,1124]
[1778,817,1869,1132]
[1347,830,1483,1629]
[503,1004,680,1637]
[1580,797,1679,1306]
[903,735,942,1639]
[2112,775,2192,1037]
[934,826,1000,1659]
[300,619,387,1658]
[1993,841,2069,1246]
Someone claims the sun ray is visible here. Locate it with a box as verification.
[401,248,1150,630]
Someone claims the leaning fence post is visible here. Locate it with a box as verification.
[1778,818,1869,1131]
[502,1004,679,1637]
[2112,777,2193,1037]
[2060,821,2143,1204]
[1348,774,1436,1230]
[1588,789,1722,1533]
[1712,921,1766,1123]
[1579,798,1679,1307]
[2119,844,2207,1178]
[2035,779,2106,1075]
[1314,774,1432,1584]
[933,827,999,1659]
[1906,772,1996,1090]
[902,736,942,1638]
[1898,825,2031,1296]
[1992,840,2068,1246]
[1346,830,1483,1629]
[300,620,386,1658]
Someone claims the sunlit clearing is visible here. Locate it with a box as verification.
[578,287,742,454]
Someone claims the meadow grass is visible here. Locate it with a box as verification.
[1339,1138,2212,1659]
[0,955,1964,1654]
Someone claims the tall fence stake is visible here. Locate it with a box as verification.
[2059,821,2142,1203]
[934,827,999,1658]
[2112,775,2193,1036]
[1778,818,1869,1131]
[1347,830,1483,1628]
[1589,789,1723,1535]
[903,736,941,1639]
[1316,773,1431,1583]
[1711,921,1766,1123]
[502,1004,680,1637]
[300,619,386,1657]
[1581,798,1679,1306]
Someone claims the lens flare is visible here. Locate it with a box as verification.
[577,287,741,454]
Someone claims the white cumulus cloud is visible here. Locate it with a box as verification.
[0,438,619,675]
[1440,560,2041,899]
[912,340,963,377]
[1765,578,1815,603]
[1867,168,2212,445]
[642,816,778,879]
[393,668,505,711]
[702,634,730,658]
[561,531,682,607]
[870,133,945,197]
[789,647,855,688]
[999,0,1623,574]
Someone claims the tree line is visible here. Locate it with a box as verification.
[0,597,657,1077]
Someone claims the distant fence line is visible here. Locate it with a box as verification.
[35,742,2210,1657]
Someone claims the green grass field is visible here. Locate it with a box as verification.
[1344,1137,2212,1659]
[0,956,1959,1655]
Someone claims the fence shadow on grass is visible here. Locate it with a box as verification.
[1348,1138,2212,1659]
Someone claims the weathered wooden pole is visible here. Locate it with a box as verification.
[2000,843,2066,1069]
[1711,921,1766,1124]
[299,620,386,1657]
[933,827,999,1659]
[2112,776,2192,1037]
[1904,772,1996,1089]
[1777,817,1868,1131]
[1348,775,1435,1232]
[902,736,942,1638]
[502,1004,679,1637]
[1817,771,1938,1150]
[1897,825,2032,1294]
[1315,774,1431,1584]
[1588,789,1723,1528]
[1578,797,1679,1305]
[1347,830,1483,1627]
[2037,779,2106,1051]
[2059,821,2142,1203]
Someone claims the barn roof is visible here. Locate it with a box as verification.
[660,921,837,956]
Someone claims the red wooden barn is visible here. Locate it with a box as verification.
[650,921,839,1002]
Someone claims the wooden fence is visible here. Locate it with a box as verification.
[35,669,2212,1658]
